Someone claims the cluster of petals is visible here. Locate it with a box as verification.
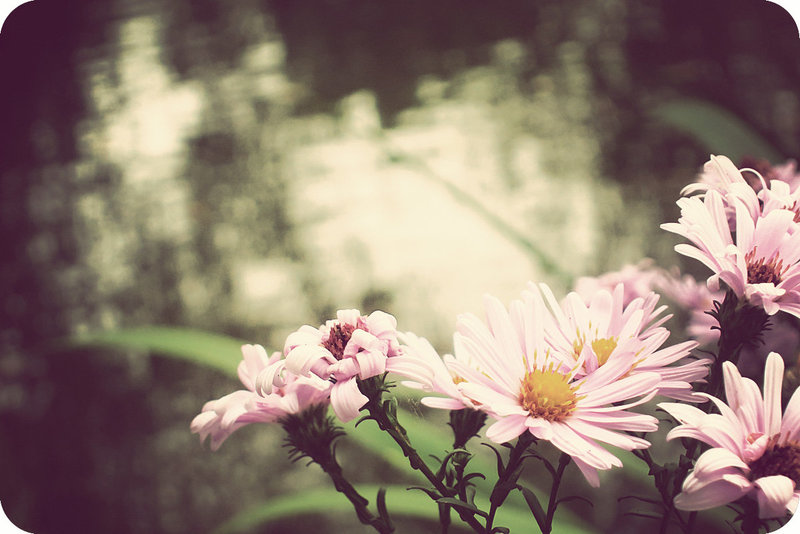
[394,283,681,486]
[659,353,800,519]
[662,187,800,317]
[540,283,706,402]
[258,309,402,423]
[191,344,332,450]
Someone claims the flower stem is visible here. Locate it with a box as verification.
[318,457,394,533]
[485,433,535,533]
[281,404,393,533]
[361,376,486,533]
[542,453,571,534]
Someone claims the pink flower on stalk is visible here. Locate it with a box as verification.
[662,189,800,317]
[540,283,707,402]
[260,309,401,423]
[436,284,661,487]
[659,353,800,519]
[191,344,332,450]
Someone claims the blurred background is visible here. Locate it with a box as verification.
[1,0,798,532]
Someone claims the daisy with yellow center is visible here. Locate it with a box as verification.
[408,284,664,487]
[540,282,705,402]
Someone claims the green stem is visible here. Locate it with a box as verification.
[485,433,535,533]
[542,454,570,534]
[362,380,485,533]
[739,499,761,534]
[319,458,394,533]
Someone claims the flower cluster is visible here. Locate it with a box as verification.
[663,155,800,317]
[191,154,800,533]
[393,282,703,485]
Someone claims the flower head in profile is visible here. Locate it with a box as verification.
[191,344,332,450]
[429,284,662,486]
[659,353,800,519]
[541,283,706,402]
[662,189,800,317]
[259,309,401,422]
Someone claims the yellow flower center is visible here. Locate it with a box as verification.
[591,337,618,366]
[519,365,580,421]
[573,333,618,367]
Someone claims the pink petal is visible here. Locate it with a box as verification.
[692,448,749,477]
[485,415,527,443]
[780,384,800,444]
[330,378,368,423]
[285,344,332,376]
[763,353,785,438]
[572,456,601,487]
[421,397,469,410]
[754,475,796,518]
[355,348,387,379]
[674,478,750,511]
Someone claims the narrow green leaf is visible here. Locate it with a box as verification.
[650,98,784,163]
[69,326,246,376]
[214,484,590,534]
[516,484,547,531]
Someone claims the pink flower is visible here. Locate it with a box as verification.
[662,189,800,317]
[659,353,800,519]
[573,260,659,308]
[681,155,751,198]
[191,344,332,450]
[540,283,706,402]
[433,284,661,486]
[259,309,401,423]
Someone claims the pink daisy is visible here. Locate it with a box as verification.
[659,353,800,519]
[259,309,401,423]
[662,189,800,317]
[539,283,706,402]
[434,284,661,486]
[191,344,332,450]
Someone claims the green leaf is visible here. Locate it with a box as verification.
[214,484,589,534]
[435,497,489,518]
[70,326,246,376]
[516,484,547,531]
[650,98,784,163]
[213,485,430,534]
